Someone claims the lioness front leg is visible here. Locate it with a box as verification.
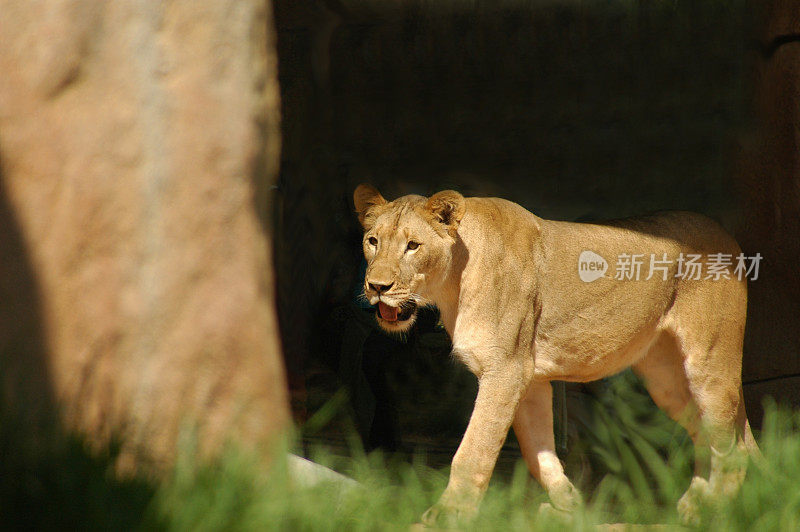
[422,367,527,526]
[513,381,582,512]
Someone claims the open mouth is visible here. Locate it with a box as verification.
[376,300,418,323]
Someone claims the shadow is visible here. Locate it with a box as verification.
[0,158,55,448]
[269,0,765,458]
[0,156,155,528]
[272,0,750,295]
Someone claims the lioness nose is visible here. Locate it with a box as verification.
[368,281,394,293]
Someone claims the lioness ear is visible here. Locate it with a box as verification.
[353,184,387,229]
[425,190,465,230]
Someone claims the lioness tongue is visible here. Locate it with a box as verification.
[378,302,399,322]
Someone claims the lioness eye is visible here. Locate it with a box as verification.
[407,241,419,251]
[368,236,378,246]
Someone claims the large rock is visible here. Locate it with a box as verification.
[0,0,289,472]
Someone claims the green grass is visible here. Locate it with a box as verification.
[4,391,800,530]
[131,399,800,531]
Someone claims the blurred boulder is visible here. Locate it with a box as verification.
[0,0,289,473]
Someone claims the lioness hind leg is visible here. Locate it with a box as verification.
[677,326,750,523]
[683,361,749,500]
[633,332,722,524]
[633,333,706,475]
[513,381,582,512]
[673,374,747,525]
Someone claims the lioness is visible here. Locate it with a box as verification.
[353,184,757,525]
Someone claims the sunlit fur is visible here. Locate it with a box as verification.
[354,188,462,334]
[354,183,756,527]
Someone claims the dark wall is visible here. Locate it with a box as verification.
[272,0,795,436]
[737,0,800,423]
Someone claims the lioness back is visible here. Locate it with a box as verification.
[455,200,746,382]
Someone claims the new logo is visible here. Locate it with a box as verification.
[578,250,608,282]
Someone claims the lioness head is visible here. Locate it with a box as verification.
[354,184,465,333]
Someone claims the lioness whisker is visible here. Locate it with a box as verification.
[355,291,370,304]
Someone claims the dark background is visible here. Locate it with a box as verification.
[270,0,796,470]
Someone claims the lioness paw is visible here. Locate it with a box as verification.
[549,479,583,512]
[677,476,710,526]
[420,501,477,529]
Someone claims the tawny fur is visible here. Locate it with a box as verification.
[353,184,756,525]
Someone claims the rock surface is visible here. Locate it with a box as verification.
[0,0,289,472]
